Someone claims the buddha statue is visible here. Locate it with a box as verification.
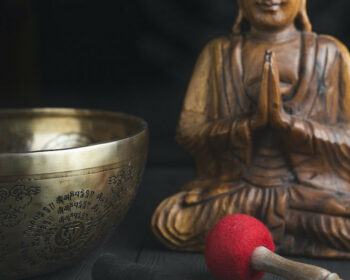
[152,0,350,258]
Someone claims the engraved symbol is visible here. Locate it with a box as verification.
[20,164,139,268]
[0,185,40,227]
[108,164,136,200]
[21,189,118,266]
[55,221,85,248]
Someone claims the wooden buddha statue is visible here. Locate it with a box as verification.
[152,0,350,258]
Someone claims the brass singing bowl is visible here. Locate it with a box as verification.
[0,108,148,279]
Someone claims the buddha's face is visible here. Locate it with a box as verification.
[238,0,302,31]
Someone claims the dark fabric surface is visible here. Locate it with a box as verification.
[91,254,194,280]
[91,255,161,280]
[28,167,350,280]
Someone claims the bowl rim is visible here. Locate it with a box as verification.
[0,107,148,157]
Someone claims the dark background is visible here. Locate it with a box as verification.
[1,0,350,166]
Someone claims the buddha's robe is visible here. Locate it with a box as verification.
[152,32,350,257]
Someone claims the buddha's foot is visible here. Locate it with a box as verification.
[151,183,350,258]
[152,189,221,251]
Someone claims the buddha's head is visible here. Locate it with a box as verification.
[234,0,311,33]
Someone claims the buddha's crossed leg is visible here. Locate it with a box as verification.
[151,181,350,257]
[282,186,350,257]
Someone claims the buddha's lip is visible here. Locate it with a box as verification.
[256,0,286,11]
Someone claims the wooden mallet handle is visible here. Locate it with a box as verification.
[251,247,342,280]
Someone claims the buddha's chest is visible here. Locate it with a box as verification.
[242,38,301,102]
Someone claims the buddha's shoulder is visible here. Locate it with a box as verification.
[202,36,237,51]
[314,33,349,56]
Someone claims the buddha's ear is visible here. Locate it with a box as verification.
[296,0,312,32]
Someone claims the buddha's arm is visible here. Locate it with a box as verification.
[286,118,350,181]
[177,37,252,161]
[177,111,251,157]
[285,42,350,180]
[287,118,350,155]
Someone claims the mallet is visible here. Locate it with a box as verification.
[205,214,343,280]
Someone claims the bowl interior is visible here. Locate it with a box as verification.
[0,109,145,153]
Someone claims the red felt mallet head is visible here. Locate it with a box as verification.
[205,214,342,280]
[205,214,275,280]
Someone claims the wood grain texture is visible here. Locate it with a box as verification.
[152,0,350,259]
[252,247,342,280]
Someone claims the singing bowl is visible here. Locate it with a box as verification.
[0,108,148,279]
